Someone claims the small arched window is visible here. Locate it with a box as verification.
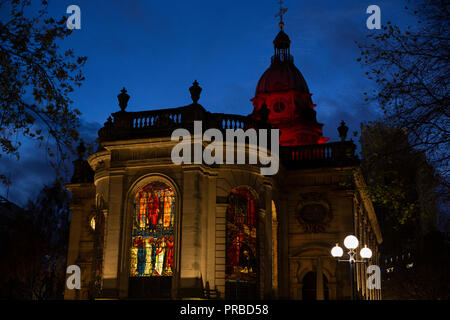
[129,181,175,277]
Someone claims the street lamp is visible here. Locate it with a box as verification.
[331,235,372,300]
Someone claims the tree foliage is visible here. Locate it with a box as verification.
[357,0,449,194]
[0,0,87,184]
[361,123,439,249]
[360,123,449,299]
[0,179,70,299]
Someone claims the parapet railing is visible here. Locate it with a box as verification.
[280,141,359,169]
[97,104,358,168]
[98,104,261,141]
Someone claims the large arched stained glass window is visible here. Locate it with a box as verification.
[130,181,175,277]
[225,187,258,298]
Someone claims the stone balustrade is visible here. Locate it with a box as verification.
[97,105,358,168]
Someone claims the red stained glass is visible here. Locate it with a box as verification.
[226,187,257,284]
[130,182,175,277]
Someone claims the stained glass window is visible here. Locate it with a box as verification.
[226,187,257,288]
[130,182,175,277]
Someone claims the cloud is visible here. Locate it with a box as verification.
[0,119,101,207]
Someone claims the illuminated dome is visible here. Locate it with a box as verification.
[255,59,310,95]
[250,28,329,146]
[255,30,310,95]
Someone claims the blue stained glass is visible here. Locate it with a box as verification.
[130,182,175,277]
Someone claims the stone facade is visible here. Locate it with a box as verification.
[64,131,382,300]
[64,25,382,300]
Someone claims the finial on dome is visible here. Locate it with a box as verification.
[275,0,288,30]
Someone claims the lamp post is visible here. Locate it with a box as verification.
[330,235,372,300]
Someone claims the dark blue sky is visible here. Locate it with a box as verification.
[1,0,416,205]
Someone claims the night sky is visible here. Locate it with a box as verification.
[0,0,416,205]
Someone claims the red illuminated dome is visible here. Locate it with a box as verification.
[256,31,310,95]
[256,60,310,95]
[251,29,329,146]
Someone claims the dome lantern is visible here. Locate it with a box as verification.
[250,2,329,146]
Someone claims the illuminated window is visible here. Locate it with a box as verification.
[225,187,258,298]
[90,216,96,231]
[129,181,175,277]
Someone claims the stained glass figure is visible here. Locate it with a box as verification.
[225,187,257,285]
[130,182,175,277]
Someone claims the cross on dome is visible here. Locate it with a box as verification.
[275,0,288,30]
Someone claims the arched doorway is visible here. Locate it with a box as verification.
[225,187,258,299]
[128,181,176,298]
[302,272,329,300]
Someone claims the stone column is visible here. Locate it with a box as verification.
[316,257,324,300]
[272,208,279,299]
[278,197,289,299]
[64,203,83,300]
[291,260,301,299]
[205,173,217,290]
[263,184,273,299]
[179,168,203,296]
[258,208,265,298]
[102,171,124,298]
[215,204,227,297]
[64,183,95,300]
[199,174,208,290]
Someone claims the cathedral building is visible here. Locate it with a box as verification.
[64,20,382,300]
